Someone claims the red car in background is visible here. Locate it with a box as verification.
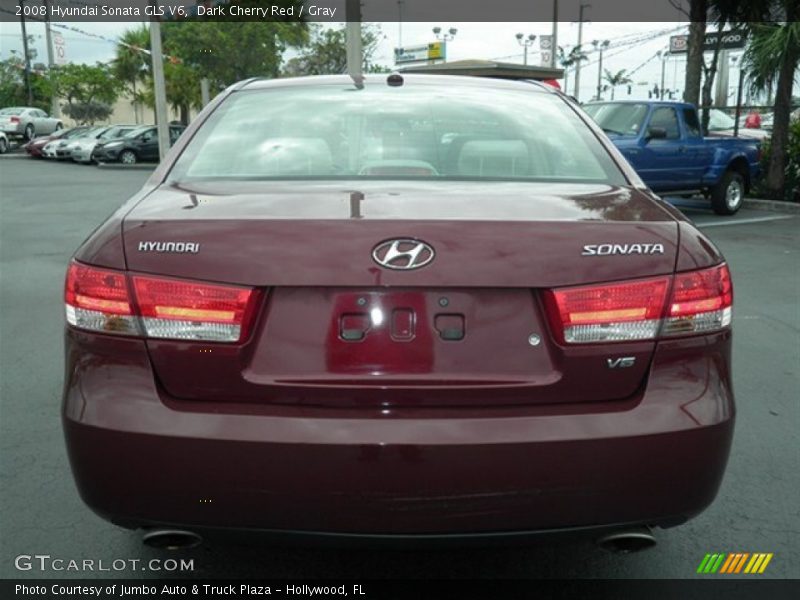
[24,125,90,158]
[63,75,735,551]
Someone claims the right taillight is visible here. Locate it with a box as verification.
[65,261,259,343]
[662,263,732,336]
[544,263,732,344]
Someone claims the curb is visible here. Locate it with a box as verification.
[743,198,800,214]
[96,163,156,171]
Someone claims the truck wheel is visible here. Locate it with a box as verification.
[711,171,745,215]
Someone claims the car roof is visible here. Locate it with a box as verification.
[239,74,556,94]
[585,100,695,109]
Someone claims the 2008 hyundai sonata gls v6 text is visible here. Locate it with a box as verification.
[62,75,734,546]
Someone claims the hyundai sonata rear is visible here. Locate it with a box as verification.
[63,75,734,542]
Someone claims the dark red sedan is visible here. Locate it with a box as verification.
[62,75,734,550]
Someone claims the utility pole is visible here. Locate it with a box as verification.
[593,39,609,101]
[42,0,58,117]
[658,51,667,99]
[200,78,210,107]
[149,1,170,161]
[715,49,730,108]
[551,0,558,69]
[573,2,589,102]
[345,0,363,84]
[397,0,404,48]
[18,0,33,106]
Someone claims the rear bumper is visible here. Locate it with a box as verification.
[62,330,735,537]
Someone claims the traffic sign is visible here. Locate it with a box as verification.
[54,32,66,65]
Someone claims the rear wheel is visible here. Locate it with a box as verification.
[24,124,34,141]
[0,137,7,154]
[120,150,137,165]
[711,171,745,215]
[55,123,63,131]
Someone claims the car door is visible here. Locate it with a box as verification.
[138,129,159,160]
[634,106,690,191]
[31,109,51,134]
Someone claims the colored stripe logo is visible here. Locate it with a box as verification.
[697,553,773,574]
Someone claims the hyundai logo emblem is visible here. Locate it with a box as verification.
[372,239,435,270]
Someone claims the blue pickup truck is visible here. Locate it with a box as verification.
[583,101,761,215]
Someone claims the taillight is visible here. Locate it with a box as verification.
[10,116,20,123]
[544,264,732,344]
[662,264,732,336]
[133,275,257,342]
[65,262,259,343]
[65,263,139,335]
[544,277,669,343]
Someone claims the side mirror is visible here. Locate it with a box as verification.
[645,127,668,141]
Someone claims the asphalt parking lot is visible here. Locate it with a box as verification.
[0,157,797,580]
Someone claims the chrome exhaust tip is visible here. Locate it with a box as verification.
[597,527,657,554]
[142,529,203,550]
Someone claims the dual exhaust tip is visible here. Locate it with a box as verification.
[141,527,656,553]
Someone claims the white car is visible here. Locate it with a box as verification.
[0,106,63,141]
[42,140,60,158]
[707,109,769,140]
[0,131,8,154]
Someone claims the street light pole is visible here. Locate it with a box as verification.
[149,1,170,161]
[551,0,558,69]
[658,51,668,100]
[515,33,536,66]
[18,0,33,106]
[42,0,58,117]
[573,2,590,102]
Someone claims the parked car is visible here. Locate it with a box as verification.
[64,75,735,549]
[706,109,769,141]
[92,124,186,164]
[24,126,91,158]
[0,106,62,140]
[67,124,140,163]
[0,131,8,154]
[584,100,761,214]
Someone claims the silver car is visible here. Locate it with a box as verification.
[0,107,63,141]
[69,124,140,164]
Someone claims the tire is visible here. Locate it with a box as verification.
[0,137,7,154]
[55,123,63,131]
[119,150,137,165]
[711,170,745,215]
[24,124,34,141]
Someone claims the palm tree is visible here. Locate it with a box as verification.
[603,69,633,100]
[558,45,589,96]
[741,15,800,198]
[113,26,150,124]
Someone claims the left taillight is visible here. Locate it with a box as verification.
[65,262,259,343]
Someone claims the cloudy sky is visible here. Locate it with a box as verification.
[1,19,765,103]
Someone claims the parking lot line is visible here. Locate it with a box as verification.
[696,215,796,228]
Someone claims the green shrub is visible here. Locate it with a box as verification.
[757,117,800,202]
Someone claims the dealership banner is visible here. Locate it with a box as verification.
[3,579,800,599]
[1,0,795,23]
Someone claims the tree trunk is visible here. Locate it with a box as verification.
[683,0,707,106]
[180,104,189,126]
[700,26,724,133]
[764,19,800,198]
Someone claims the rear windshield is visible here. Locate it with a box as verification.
[169,83,626,184]
[583,103,649,137]
[0,108,24,116]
